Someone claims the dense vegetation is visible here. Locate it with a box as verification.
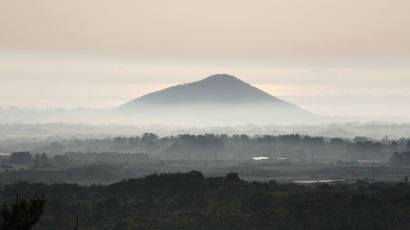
[2,134,410,184]
[0,195,46,230]
[2,172,410,230]
[2,133,410,162]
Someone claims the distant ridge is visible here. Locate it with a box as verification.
[121,74,298,107]
[117,74,317,124]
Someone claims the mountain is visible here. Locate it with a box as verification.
[121,74,299,107]
[116,74,318,125]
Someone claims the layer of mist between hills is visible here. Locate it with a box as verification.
[1,122,410,140]
[0,74,408,130]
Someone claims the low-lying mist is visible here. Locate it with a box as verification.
[1,122,410,141]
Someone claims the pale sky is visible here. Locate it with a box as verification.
[0,0,410,119]
[1,0,410,55]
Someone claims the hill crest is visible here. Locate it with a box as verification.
[121,74,293,106]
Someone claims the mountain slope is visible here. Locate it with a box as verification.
[116,74,317,125]
[121,74,297,107]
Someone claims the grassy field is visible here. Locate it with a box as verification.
[2,160,409,185]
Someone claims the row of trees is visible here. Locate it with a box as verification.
[2,151,151,168]
[2,134,410,162]
[4,152,69,167]
[161,134,410,161]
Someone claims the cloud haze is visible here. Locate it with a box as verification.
[0,0,409,120]
[1,0,409,56]
[0,51,410,121]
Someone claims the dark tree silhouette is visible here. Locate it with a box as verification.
[8,152,33,165]
[0,195,46,230]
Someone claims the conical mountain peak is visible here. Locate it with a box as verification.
[201,74,241,82]
[119,74,301,108]
[117,74,316,123]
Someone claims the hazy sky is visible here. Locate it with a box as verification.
[0,0,409,119]
[1,0,410,55]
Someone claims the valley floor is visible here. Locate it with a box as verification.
[1,160,409,185]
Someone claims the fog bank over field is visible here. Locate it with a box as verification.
[282,95,410,121]
[1,122,410,140]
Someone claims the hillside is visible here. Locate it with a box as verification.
[121,74,294,106]
[116,74,317,125]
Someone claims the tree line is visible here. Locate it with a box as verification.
[2,134,410,162]
[2,172,410,229]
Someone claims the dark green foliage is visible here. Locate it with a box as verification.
[164,134,225,160]
[391,151,410,164]
[1,172,410,229]
[8,152,33,165]
[225,172,240,182]
[0,195,46,230]
[3,134,410,164]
